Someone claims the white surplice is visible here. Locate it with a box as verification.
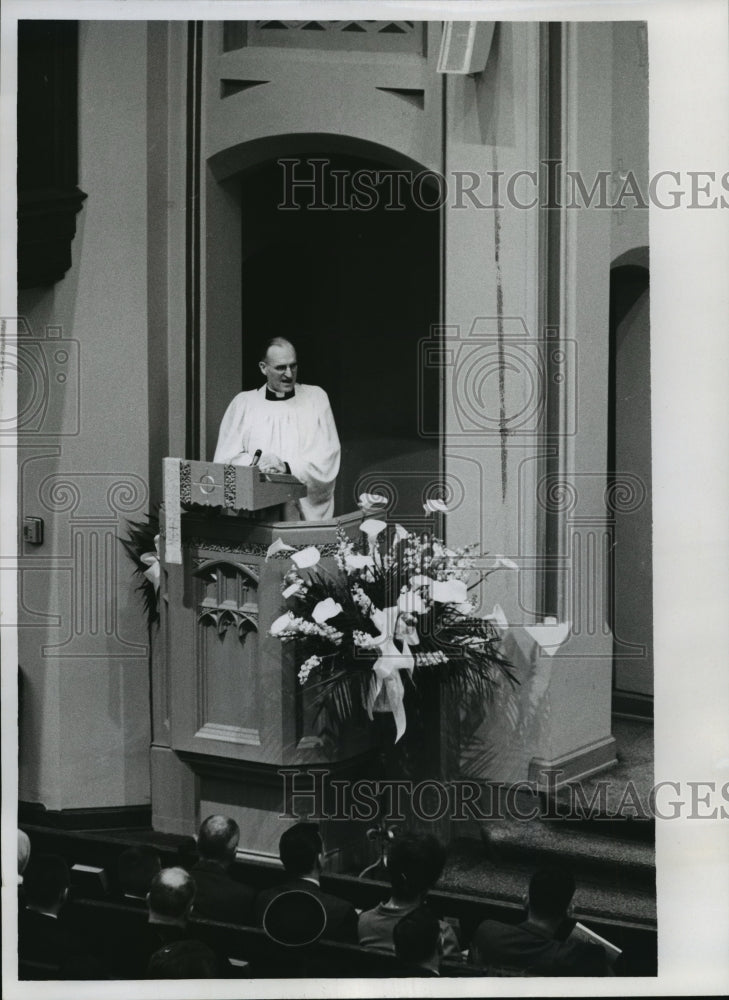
[213,384,341,520]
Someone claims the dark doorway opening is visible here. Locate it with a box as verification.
[608,262,653,716]
[239,152,440,516]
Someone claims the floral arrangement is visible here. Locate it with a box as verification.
[268,500,517,745]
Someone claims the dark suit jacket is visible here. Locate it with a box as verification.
[469,919,610,976]
[255,877,358,944]
[18,907,89,977]
[190,859,256,925]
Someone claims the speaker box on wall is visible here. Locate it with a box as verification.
[437,21,496,75]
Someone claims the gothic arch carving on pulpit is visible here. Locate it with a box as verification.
[193,558,259,638]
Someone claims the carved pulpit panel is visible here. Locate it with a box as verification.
[193,559,261,745]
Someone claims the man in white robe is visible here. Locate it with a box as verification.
[213,338,340,521]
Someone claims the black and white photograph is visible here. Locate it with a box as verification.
[2,1,728,997]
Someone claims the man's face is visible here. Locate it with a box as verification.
[260,343,298,394]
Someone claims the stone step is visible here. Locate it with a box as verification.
[480,815,655,888]
[441,836,656,928]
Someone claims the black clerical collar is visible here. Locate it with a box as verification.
[265,387,295,401]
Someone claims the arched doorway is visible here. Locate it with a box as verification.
[608,255,652,713]
[236,152,441,516]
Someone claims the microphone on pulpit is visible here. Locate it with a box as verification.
[252,449,262,466]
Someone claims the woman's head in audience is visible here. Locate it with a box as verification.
[386,833,446,903]
[278,822,324,878]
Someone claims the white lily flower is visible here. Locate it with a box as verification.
[270,612,295,636]
[360,518,387,539]
[393,523,410,541]
[282,582,304,599]
[410,574,433,590]
[432,578,468,603]
[291,546,321,568]
[492,554,519,571]
[358,492,388,510]
[266,537,295,561]
[312,598,343,624]
[423,498,449,513]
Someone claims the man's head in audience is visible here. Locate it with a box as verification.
[278,822,324,880]
[393,905,442,974]
[147,939,218,978]
[386,833,446,904]
[197,815,240,869]
[527,866,576,934]
[147,867,196,926]
[118,846,162,900]
[23,854,70,916]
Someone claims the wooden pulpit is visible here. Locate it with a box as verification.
[150,461,378,867]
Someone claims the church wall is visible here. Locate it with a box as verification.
[610,21,650,262]
[18,21,152,811]
[442,22,541,631]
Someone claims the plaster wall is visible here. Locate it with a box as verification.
[18,21,152,810]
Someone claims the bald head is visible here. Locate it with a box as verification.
[260,338,298,394]
[197,815,240,865]
[148,867,195,921]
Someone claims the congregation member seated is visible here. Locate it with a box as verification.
[358,833,462,960]
[147,939,220,979]
[392,906,442,977]
[190,815,255,924]
[19,853,85,976]
[114,866,198,978]
[255,822,358,944]
[117,846,162,906]
[469,865,611,976]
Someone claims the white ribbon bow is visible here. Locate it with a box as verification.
[364,604,419,742]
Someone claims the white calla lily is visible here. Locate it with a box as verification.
[423,498,449,513]
[270,612,295,636]
[291,546,321,569]
[432,578,468,603]
[312,598,343,624]
[358,492,388,510]
[360,518,387,539]
[492,554,519,571]
[282,582,304,599]
[393,523,410,541]
[266,537,295,561]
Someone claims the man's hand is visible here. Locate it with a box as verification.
[258,452,286,473]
